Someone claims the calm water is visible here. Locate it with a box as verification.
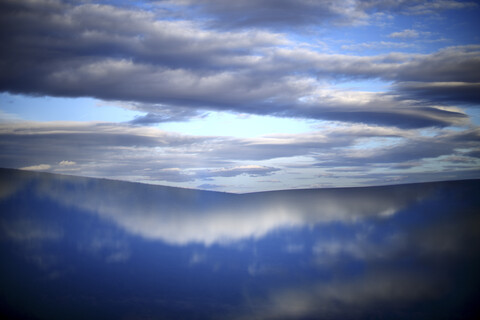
[1,168,480,319]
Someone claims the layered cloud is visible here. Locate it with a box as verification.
[170,0,477,29]
[1,120,479,190]
[0,0,479,190]
[1,0,478,129]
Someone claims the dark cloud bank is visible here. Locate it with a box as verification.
[1,0,479,129]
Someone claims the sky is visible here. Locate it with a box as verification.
[0,0,479,193]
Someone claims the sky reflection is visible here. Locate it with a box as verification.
[1,168,479,319]
[1,168,435,245]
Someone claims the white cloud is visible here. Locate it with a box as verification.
[20,164,51,171]
[59,160,76,166]
[388,29,419,38]
[388,29,433,39]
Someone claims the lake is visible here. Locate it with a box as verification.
[1,168,479,319]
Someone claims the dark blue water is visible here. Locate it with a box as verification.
[1,168,479,319]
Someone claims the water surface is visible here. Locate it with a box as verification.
[1,168,479,319]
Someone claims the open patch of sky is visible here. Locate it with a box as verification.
[0,93,140,123]
[158,111,314,138]
[332,79,392,92]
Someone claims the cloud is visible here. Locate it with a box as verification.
[393,81,480,105]
[127,105,207,125]
[197,183,224,190]
[0,1,478,188]
[314,127,480,167]
[0,121,207,173]
[165,0,476,30]
[388,29,420,38]
[387,28,432,40]
[20,164,52,171]
[197,165,280,178]
[359,0,478,15]
[0,1,477,129]
[1,120,479,189]
[59,160,76,166]
[172,0,369,30]
[129,112,191,125]
[341,41,414,51]
[402,0,478,15]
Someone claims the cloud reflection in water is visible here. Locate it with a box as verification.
[1,169,434,245]
[1,168,479,319]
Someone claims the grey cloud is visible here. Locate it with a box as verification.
[465,149,480,158]
[316,128,480,168]
[197,183,224,190]
[267,45,480,84]
[0,0,286,71]
[131,165,281,183]
[129,110,205,125]
[330,168,480,187]
[351,139,454,163]
[0,122,199,151]
[389,161,422,169]
[197,165,280,179]
[208,126,421,161]
[0,1,477,129]
[0,121,285,183]
[401,0,478,14]
[283,45,480,86]
[358,0,477,15]
[306,106,468,129]
[2,120,478,187]
[0,122,208,175]
[393,81,480,105]
[167,0,476,31]
[391,46,480,83]
[208,125,415,161]
[172,0,369,30]
[143,169,197,183]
